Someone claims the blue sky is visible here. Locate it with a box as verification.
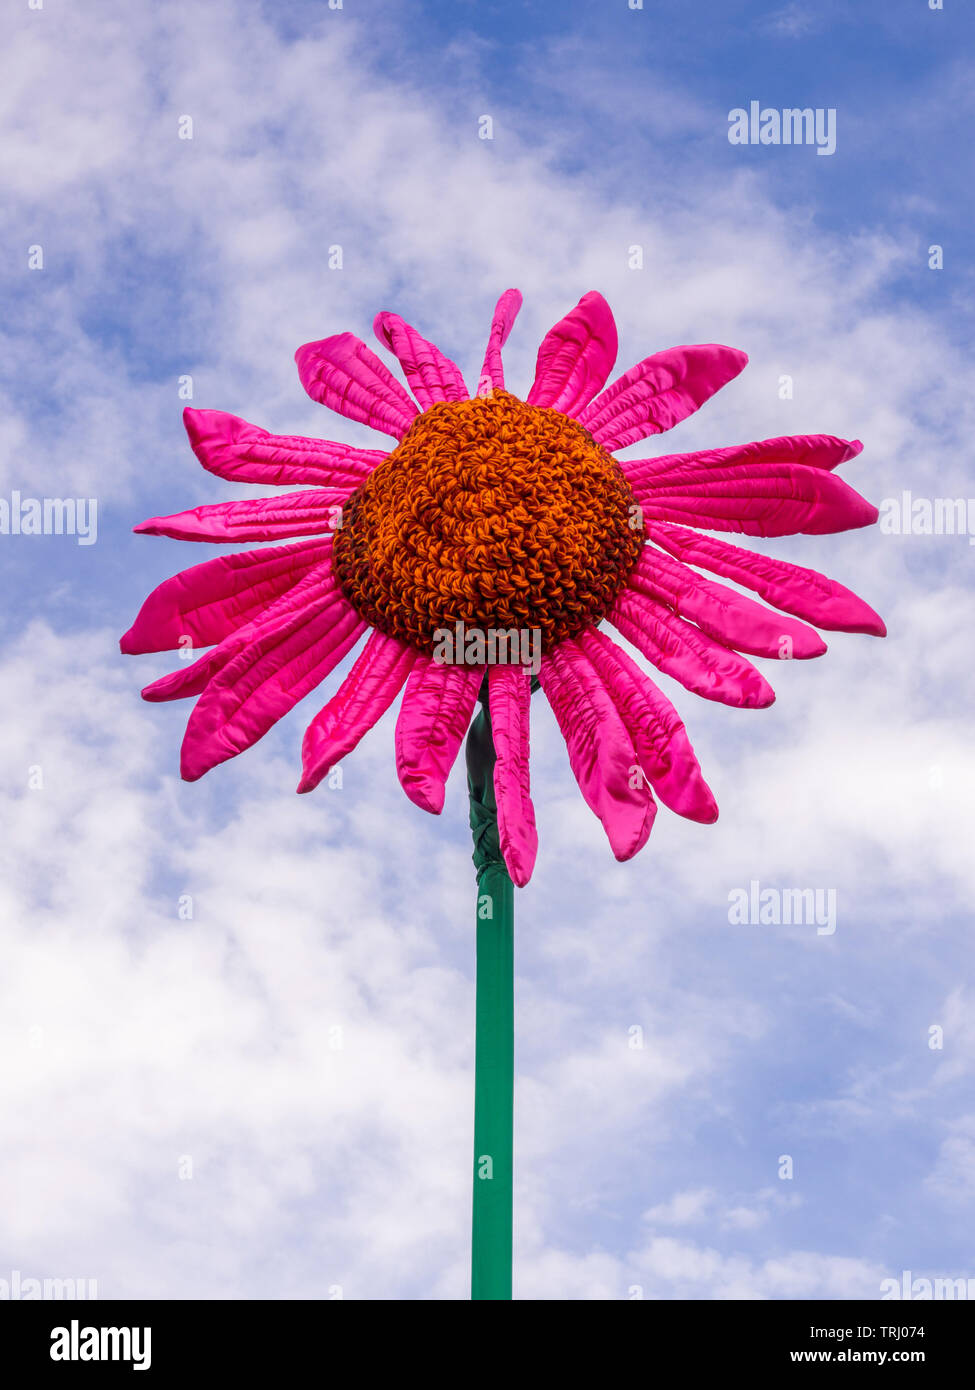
[1,0,974,1300]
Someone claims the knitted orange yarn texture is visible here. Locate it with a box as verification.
[333,390,642,654]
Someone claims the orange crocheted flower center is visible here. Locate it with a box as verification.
[332,390,642,655]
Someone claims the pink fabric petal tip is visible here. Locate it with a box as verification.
[295,332,418,438]
[133,490,352,544]
[394,660,483,814]
[579,626,719,826]
[299,632,416,793]
[119,538,333,655]
[526,291,618,417]
[478,289,523,395]
[611,588,777,709]
[373,312,468,409]
[488,664,538,886]
[540,642,656,862]
[579,344,748,451]
[631,544,828,660]
[645,522,887,637]
[182,407,387,489]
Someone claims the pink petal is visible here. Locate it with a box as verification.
[295,332,419,438]
[180,575,366,781]
[645,522,887,636]
[120,537,333,654]
[631,461,879,537]
[630,545,826,659]
[487,665,538,887]
[140,565,338,704]
[183,408,386,488]
[134,489,354,543]
[298,631,416,793]
[525,291,618,417]
[610,588,776,709]
[477,289,523,394]
[623,434,863,489]
[394,659,484,814]
[538,641,656,861]
[373,312,468,409]
[578,344,748,450]
[577,627,717,823]
[141,647,229,703]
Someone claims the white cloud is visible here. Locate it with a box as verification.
[516,1236,885,1301]
[645,1188,716,1225]
[926,1119,975,1207]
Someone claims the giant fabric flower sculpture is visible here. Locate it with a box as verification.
[122,289,884,888]
[122,288,885,1300]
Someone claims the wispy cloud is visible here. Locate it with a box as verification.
[759,4,817,39]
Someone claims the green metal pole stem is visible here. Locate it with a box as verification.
[466,689,514,1301]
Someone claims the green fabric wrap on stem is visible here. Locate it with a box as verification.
[466,691,514,1301]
